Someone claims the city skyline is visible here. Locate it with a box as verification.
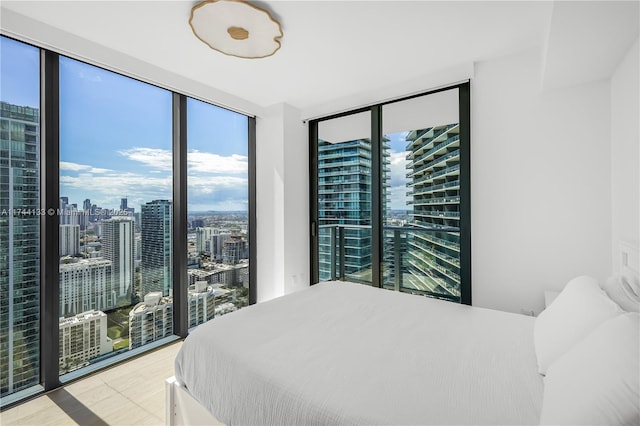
[2,35,253,398]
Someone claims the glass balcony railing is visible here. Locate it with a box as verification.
[318,224,461,303]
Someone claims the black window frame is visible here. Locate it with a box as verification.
[0,35,257,408]
[309,82,471,305]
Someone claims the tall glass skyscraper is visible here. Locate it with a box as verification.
[141,200,172,297]
[405,123,461,300]
[102,217,135,306]
[317,138,389,282]
[0,102,40,397]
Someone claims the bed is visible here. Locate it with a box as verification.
[167,241,640,425]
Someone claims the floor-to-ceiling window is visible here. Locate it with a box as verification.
[58,57,174,374]
[0,36,41,399]
[310,84,471,304]
[0,34,256,406]
[186,98,250,328]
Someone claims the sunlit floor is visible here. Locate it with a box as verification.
[1,340,182,426]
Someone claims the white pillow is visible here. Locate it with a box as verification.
[540,313,640,425]
[534,275,623,375]
[602,275,640,313]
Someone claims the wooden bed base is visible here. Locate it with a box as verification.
[165,376,224,426]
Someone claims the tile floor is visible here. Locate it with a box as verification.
[1,340,182,426]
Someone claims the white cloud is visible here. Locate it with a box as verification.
[60,161,111,174]
[60,161,91,172]
[60,172,172,204]
[188,150,247,174]
[118,148,248,175]
[62,148,249,211]
[90,167,111,174]
[118,147,172,170]
[388,151,409,188]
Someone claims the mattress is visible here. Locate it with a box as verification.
[175,281,543,425]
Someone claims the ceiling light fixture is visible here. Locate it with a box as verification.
[189,0,283,59]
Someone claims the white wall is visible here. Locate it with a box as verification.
[256,104,309,302]
[472,49,612,315]
[610,37,640,272]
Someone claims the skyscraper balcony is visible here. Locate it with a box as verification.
[407,164,460,188]
[410,196,460,206]
[408,180,460,197]
[406,134,460,167]
[404,124,458,151]
[413,211,460,220]
[407,149,460,178]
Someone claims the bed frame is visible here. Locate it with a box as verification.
[165,376,223,425]
[165,240,640,426]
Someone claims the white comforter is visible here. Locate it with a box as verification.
[175,281,543,425]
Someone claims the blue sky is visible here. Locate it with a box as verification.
[2,36,249,213]
[385,131,411,211]
[1,37,40,107]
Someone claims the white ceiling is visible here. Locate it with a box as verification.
[1,1,638,116]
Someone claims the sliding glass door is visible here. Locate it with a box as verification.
[310,83,471,304]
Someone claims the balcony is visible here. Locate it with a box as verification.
[404,123,458,151]
[408,179,460,197]
[406,135,460,170]
[318,224,461,302]
[408,164,460,188]
[407,149,460,179]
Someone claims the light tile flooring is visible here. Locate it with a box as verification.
[1,340,183,426]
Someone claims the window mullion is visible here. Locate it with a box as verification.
[371,105,383,288]
[40,49,61,391]
[172,93,188,338]
[458,82,472,306]
[248,117,257,305]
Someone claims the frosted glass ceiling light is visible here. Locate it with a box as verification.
[190,0,283,59]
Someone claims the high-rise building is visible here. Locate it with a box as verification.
[195,227,216,255]
[213,287,237,317]
[60,224,80,256]
[0,102,40,397]
[404,123,461,300]
[317,138,383,281]
[129,292,173,349]
[211,232,231,261]
[82,198,97,225]
[102,217,135,305]
[222,236,246,265]
[141,200,172,297]
[134,233,142,262]
[59,258,114,316]
[188,281,215,328]
[59,310,112,373]
[60,200,79,226]
[119,197,135,219]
